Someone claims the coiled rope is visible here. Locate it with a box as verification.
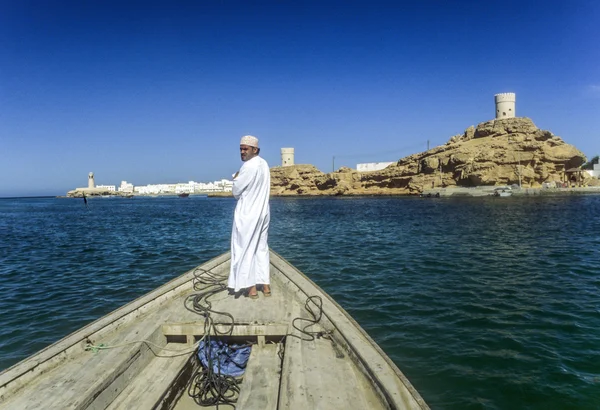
[184,266,241,409]
[287,295,344,358]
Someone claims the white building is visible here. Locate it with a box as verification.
[175,181,195,194]
[220,179,233,192]
[191,179,233,193]
[495,93,516,119]
[118,181,134,193]
[96,185,116,192]
[122,178,234,195]
[134,184,175,194]
[212,179,233,192]
[357,162,395,172]
[281,148,295,167]
[133,186,149,194]
[586,163,600,178]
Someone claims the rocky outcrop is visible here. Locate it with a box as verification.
[66,189,124,198]
[270,117,587,195]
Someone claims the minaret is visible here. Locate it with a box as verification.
[495,93,516,119]
[281,148,295,167]
[88,172,95,189]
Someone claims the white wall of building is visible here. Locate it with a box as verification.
[357,162,395,172]
[191,179,233,192]
[134,184,174,194]
[118,178,234,194]
[96,185,116,192]
[495,93,516,119]
[118,181,134,193]
[175,182,195,194]
[281,148,295,167]
[215,179,233,192]
[586,163,600,178]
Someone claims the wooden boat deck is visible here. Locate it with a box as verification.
[0,252,428,409]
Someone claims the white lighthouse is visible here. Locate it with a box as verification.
[495,93,516,119]
[281,148,295,167]
[88,172,95,189]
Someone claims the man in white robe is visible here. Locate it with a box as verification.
[228,135,271,298]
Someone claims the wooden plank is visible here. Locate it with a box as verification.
[0,310,173,410]
[162,323,288,337]
[270,251,430,410]
[236,343,281,410]
[279,335,385,410]
[105,344,194,410]
[185,265,297,326]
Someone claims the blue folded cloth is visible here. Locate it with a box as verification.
[197,340,252,377]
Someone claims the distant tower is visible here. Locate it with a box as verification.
[88,172,95,189]
[281,148,295,167]
[495,93,516,119]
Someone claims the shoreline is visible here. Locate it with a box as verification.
[58,192,232,198]
[57,186,600,199]
[420,186,600,197]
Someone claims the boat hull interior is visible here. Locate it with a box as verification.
[0,252,428,410]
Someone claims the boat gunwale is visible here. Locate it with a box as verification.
[0,252,230,396]
[270,250,430,410]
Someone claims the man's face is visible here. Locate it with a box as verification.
[240,144,258,162]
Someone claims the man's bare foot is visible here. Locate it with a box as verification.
[262,284,271,297]
[248,286,259,299]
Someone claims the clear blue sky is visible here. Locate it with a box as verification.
[1,0,599,197]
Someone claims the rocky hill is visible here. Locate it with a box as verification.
[270,117,587,196]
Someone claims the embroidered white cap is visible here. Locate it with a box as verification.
[240,135,259,148]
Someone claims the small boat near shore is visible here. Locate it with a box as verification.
[0,251,429,409]
[178,193,190,198]
[493,186,513,197]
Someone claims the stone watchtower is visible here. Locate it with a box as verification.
[281,148,295,167]
[495,93,516,119]
[88,172,95,189]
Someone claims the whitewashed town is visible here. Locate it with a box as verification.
[66,173,233,197]
[110,178,233,195]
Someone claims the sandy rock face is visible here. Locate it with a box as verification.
[270,118,587,195]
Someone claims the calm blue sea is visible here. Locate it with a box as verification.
[1,195,600,409]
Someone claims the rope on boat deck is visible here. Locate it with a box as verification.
[84,335,207,357]
[185,266,241,409]
[287,295,345,359]
[289,295,325,341]
[82,266,227,358]
[184,265,344,408]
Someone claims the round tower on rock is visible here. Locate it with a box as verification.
[495,93,516,119]
[281,148,295,167]
[88,172,95,189]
